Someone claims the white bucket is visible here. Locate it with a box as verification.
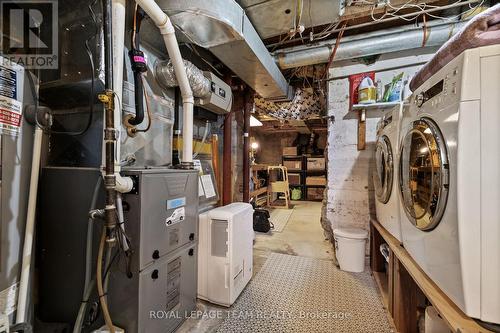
[333,228,368,273]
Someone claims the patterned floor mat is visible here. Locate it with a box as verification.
[268,208,294,232]
[216,253,393,333]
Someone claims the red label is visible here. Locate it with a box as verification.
[0,108,21,127]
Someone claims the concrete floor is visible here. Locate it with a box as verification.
[177,201,335,333]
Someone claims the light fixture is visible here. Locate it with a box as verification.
[250,115,263,127]
[251,142,259,150]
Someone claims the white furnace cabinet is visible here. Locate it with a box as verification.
[198,203,254,307]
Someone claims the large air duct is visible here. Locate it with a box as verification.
[143,0,293,101]
[274,19,467,69]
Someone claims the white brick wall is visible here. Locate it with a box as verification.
[324,49,434,253]
[326,78,377,253]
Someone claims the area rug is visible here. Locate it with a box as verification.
[216,253,393,333]
[268,208,294,232]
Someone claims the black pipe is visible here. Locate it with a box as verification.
[101,0,117,239]
[127,7,146,126]
[127,70,145,125]
[102,0,113,90]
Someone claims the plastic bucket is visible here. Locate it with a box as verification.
[333,228,368,273]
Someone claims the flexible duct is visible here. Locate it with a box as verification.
[274,19,467,69]
[136,0,194,165]
[155,59,211,98]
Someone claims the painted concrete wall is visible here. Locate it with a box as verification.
[324,48,436,253]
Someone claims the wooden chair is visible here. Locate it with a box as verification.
[267,166,290,209]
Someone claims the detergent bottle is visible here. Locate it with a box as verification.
[358,76,376,104]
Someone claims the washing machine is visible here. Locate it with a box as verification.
[373,102,404,242]
[398,44,500,325]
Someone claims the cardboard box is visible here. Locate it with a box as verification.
[288,173,302,185]
[307,188,324,201]
[307,158,325,171]
[283,147,298,156]
[283,160,302,171]
[306,176,326,186]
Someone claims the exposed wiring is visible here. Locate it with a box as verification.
[371,0,485,22]
[267,0,482,49]
[97,227,115,333]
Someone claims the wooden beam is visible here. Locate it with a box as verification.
[393,259,419,333]
[357,109,366,150]
[370,222,386,272]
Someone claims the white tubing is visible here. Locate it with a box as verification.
[16,126,43,324]
[112,0,125,171]
[109,0,133,193]
[135,0,194,164]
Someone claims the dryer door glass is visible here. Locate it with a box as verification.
[399,118,449,230]
[375,135,393,204]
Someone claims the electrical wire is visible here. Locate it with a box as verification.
[268,0,482,49]
[97,227,115,333]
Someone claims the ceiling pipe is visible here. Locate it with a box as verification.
[267,0,480,49]
[274,19,467,69]
[135,0,194,166]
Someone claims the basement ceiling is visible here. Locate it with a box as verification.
[237,0,341,39]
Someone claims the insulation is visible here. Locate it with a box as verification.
[155,59,211,98]
[255,88,325,120]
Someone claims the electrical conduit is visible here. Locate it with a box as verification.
[135,0,194,166]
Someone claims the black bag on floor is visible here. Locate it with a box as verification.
[253,209,274,233]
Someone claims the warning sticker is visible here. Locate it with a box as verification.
[0,62,23,136]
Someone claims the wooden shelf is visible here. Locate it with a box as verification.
[371,218,493,333]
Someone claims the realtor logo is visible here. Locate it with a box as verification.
[1,0,58,69]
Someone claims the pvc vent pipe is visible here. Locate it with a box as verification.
[135,0,194,165]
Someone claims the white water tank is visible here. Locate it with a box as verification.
[198,203,254,306]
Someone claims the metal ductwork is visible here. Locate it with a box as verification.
[148,0,293,100]
[274,19,467,69]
